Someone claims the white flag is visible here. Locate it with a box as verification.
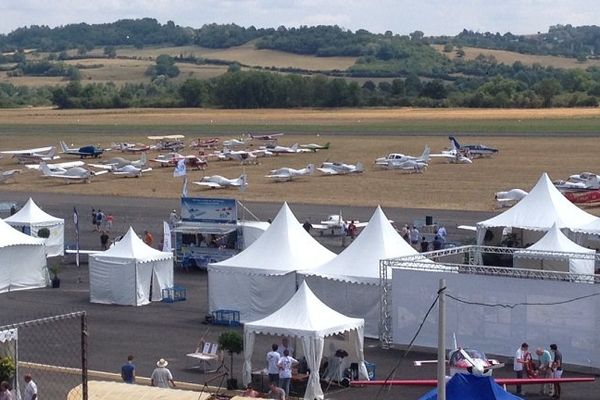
[239,174,247,193]
[182,176,189,197]
[162,221,172,252]
[173,159,186,177]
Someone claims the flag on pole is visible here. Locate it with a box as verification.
[162,221,172,252]
[73,207,80,268]
[173,159,186,177]
[182,176,188,197]
[239,173,247,193]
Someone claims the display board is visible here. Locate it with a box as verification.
[181,197,237,223]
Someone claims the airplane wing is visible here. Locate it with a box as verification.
[193,181,223,188]
[317,167,340,175]
[26,161,85,170]
[87,164,114,170]
[350,377,595,387]
[91,170,109,176]
[43,175,88,180]
[0,146,54,155]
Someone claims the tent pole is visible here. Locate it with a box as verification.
[437,279,446,400]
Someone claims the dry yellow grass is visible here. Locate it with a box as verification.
[432,44,600,69]
[0,107,599,126]
[1,128,599,214]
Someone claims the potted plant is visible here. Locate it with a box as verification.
[218,331,243,390]
[0,356,15,383]
[49,264,60,288]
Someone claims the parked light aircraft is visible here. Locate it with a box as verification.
[450,136,499,158]
[25,161,85,171]
[249,133,284,141]
[263,143,303,154]
[495,188,528,208]
[317,161,365,175]
[223,138,249,148]
[555,172,600,206]
[148,135,185,152]
[0,146,59,164]
[59,141,104,158]
[88,153,148,171]
[312,212,368,235]
[300,142,330,152]
[40,162,107,183]
[266,164,315,181]
[375,146,430,172]
[111,164,152,178]
[212,149,272,164]
[193,174,247,189]
[190,137,220,149]
[151,153,207,170]
[430,139,472,164]
[0,169,21,183]
[110,142,151,153]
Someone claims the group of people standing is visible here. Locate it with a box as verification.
[400,224,447,252]
[263,338,297,400]
[121,355,176,389]
[514,342,563,398]
[0,374,37,400]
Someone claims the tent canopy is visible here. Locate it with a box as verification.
[418,373,523,400]
[0,218,44,247]
[519,223,595,255]
[95,227,172,263]
[243,282,367,400]
[4,198,63,226]
[477,173,597,237]
[209,203,335,275]
[301,206,418,284]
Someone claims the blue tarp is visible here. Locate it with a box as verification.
[418,374,523,400]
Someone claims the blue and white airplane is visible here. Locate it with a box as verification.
[449,136,499,158]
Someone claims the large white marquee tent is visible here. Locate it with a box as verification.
[208,203,336,322]
[0,218,47,293]
[476,173,598,246]
[243,281,368,400]
[514,223,596,275]
[89,227,173,306]
[4,198,64,257]
[300,206,419,337]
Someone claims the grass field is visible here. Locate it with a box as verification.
[0,107,599,214]
[432,44,600,69]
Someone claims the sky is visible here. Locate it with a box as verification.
[0,0,598,36]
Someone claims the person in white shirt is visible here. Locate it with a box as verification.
[266,344,281,385]
[277,338,294,358]
[23,374,37,400]
[277,350,298,397]
[151,358,176,388]
[514,342,529,395]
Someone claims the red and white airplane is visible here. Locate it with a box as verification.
[190,137,220,149]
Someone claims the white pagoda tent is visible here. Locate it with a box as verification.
[476,173,598,246]
[0,218,47,293]
[243,281,368,400]
[4,198,64,257]
[89,227,173,306]
[514,223,596,276]
[300,206,419,337]
[208,203,336,322]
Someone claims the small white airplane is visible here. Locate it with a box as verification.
[110,142,151,153]
[25,160,85,171]
[223,138,249,149]
[265,164,315,182]
[317,161,365,175]
[111,164,152,178]
[213,149,264,165]
[151,153,207,170]
[262,143,303,154]
[0,146,60,164]
[312,212,368,235]
[193,174,247,189]
[40,162,107,183]
[88,153,148,171]
[300,142,330,152]
[495,189,528,208]
[0,169,21,183]
[375,146,430,172]
[555,172,600,191]
[430,139,472,164]
[148,135,185,152]
[249,133,284,141]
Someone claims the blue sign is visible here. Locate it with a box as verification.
[181,197,237,223]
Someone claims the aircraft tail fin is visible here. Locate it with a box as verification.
[449,136,461,151]
[40,162,52,176]
[420,145,431,162]
[453,332,458,351]
[140,152,147,167]
[59,141,69,153]
[323,142,330,149]
[291,143,299,152]
[356,161,365,172]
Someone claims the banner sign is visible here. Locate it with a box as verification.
[180,197,237,223]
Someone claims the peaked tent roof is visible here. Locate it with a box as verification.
[0,218,45,248]
[477,173,598,231]
[245,281,364,338]
[303,206,418,283]
[93,227,172,263]
[519,223,595,255]
[418,373,523,400]
[575,217,600,234]
[209,203,335,275]
[4,198,63,225]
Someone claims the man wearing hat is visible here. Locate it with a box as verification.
[151,358,176,388]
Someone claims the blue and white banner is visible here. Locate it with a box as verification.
[173,159,186,177]
[162,221,172,252]
[180,197,237,223]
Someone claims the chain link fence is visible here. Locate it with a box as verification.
[0,312,87,400]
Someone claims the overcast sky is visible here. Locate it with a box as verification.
[0,0,598,36]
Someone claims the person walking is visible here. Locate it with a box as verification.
[100,231,109,250]
[95,209,104,232]
[514,342,529,395]
[105,214,113,231]
[121,355,136,384]
[420,236,429,252]
[23,374,37,400]
[151,358,175,388]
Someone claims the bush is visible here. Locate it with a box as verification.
[37,227,50,238]
[0,357,15,383]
